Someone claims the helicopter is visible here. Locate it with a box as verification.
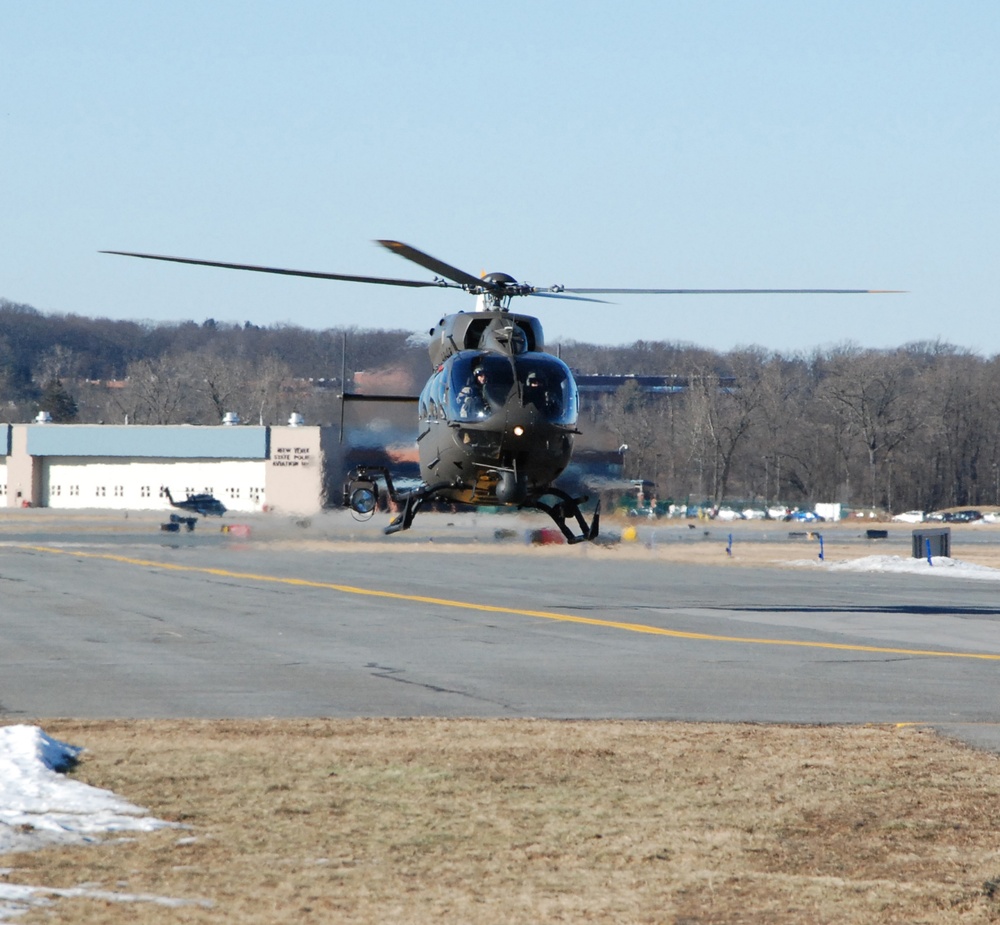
[105,241,894,543]
[163,487,227,517]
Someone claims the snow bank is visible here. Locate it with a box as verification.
[0,725,174,854]
[1,725,187,920]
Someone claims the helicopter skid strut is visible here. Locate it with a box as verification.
[384,481,455,535]
[525,488,601,545]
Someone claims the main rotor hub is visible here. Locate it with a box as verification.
[481,271,517,286]
[478,271,527,310]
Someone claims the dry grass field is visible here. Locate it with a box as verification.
[4,719,1000,924]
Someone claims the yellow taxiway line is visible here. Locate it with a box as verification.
[14,544,1000,662]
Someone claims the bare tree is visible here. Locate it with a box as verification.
[752,356,811,505]
[35,345,82,384]
[115,357,192,424]
[684,349,769,505]
[603,379,660,479]
[817,347,923,510]
[180,352,252,423]
[238,354,294,425]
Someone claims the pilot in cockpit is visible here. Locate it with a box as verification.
[524,370,551,411]
[459,365,490,418]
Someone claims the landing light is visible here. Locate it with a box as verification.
[513,425,525,436]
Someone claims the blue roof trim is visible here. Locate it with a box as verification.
[25,425,268,459]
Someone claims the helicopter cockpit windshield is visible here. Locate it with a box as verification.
[451,355,512,421]
[448,353,577,426]
[514,354,578,425]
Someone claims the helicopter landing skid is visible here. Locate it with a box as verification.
[526,488,601,545]
[344,465,599,543]
[383,482,454,535]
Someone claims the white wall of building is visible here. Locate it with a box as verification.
[41,457,267,512]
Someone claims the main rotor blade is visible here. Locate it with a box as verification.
[526,291,610,304]
[558,287,904,295]
[376,240,487,291]
[100,250,459,289]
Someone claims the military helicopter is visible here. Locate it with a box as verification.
[105,241,892,542]
[163,487,227,517]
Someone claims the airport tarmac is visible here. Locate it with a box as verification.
[2,508,999,751]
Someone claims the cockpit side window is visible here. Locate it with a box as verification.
[420,365,448,420]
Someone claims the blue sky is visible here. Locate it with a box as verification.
[2,1,997,354]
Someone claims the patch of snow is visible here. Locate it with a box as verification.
[789,555,1000,580]
[1,725,186,921]
[0,881,213,920]
[0,725,174,855]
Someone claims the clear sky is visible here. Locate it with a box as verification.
[2,1,998,354]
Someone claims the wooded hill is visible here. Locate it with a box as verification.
[3,296,998,515]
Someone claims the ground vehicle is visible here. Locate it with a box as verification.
[786,510,824,523]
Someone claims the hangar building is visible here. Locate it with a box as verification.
[0,420,338,515]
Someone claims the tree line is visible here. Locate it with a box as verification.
[564,341,1000,514]
[3,297,998,513]
[0,298,425,427]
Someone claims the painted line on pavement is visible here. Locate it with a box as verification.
[14,544,1000,662]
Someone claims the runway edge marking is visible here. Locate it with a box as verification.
[16,544,1000,662]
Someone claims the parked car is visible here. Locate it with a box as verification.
[943,510,982,523]
[785,509,824,523]
[891,510,925,523]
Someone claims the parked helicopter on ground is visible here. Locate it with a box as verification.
[106,241,894,542]
[163,487,227,517]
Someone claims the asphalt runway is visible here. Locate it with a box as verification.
[2,510,999,751]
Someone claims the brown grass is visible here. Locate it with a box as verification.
[5,719,1000,923]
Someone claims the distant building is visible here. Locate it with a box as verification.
[574,374,689,396]
[574,374,736,397]
[0,420,339,515]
